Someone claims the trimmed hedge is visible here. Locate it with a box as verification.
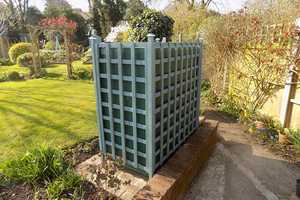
[8,43,32,63]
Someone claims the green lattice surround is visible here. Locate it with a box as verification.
[90,34,202,177]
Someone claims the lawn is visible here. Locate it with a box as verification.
[0,64,97,162]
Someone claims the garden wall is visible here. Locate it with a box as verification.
[261,89,300,129]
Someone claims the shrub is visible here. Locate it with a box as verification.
[45,41,55,50]
[116,31,129,42]
[8,42,32,63]
[17,52,49,68]
[73,68,92,80]
[200,80,219,105]
[7,71,23,81]
[0,58,13,66]
[47,170,82,199]
[17,53,34,67]
[128,9,174,42]
[218,96,243,119]
[80,49,92,64]
[0,73,8,82]
[0,147,68,183]
[288,129,300,152]
[40,49,67,64]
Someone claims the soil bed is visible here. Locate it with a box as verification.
[0,137,120,200]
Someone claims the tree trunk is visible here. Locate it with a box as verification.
[64,31,73,79]
[29,30,42,77]
[0,36,9,59]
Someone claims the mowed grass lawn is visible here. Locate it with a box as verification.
[0,64,98,162]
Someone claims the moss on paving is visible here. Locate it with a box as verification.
[0,63,97,162]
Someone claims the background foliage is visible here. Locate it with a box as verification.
[128,9,174,42]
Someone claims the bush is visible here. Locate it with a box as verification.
[17,52,49,68]
[73,68,92,80]
[288,129,300,152]
[80,49,92,64]
[40,50,57,64]
[218,96,243,119]
[8,42,32,63]
[0,74,8,82]
[116,31,129,42]
[17,53,34,67]
[0,147,68,183]
[128,9,174,42]
[45,41,55,50]
[200,80,219,105]
[7,71,23,81]
[47,170,82,199]
[0,58,13,66]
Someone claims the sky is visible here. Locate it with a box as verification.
[28,0,248,14]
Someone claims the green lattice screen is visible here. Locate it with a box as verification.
[90,34,202,177]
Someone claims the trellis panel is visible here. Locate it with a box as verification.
[90,34,202,177]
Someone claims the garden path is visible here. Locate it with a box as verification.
[185,110,300,200]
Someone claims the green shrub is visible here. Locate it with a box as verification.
[116,31,129,42]
[0,58,13,66]
[0,147,68,183]
[288,129,300,152]
[40,49,68,64]
[45,41,55,50]
[17,52,48,68]
[17,53,34,67]
[47,170,82,199]
[128,9,174,42]
[218,96,243,119]
[200,80,219,105]
[7,71,23,81]
[73,68,92,80]
[0,73,8,82]
[8,42,32,63]
[80,49,92,64]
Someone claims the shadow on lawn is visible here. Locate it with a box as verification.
[0,104,82,141]
[0,87,95,101]
[0,99,96,119]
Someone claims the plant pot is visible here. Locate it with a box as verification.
[278,132,290,145]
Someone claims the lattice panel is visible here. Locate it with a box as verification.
[90,34,202,177]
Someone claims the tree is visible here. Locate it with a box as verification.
[64,9,89,45]
[2,0,29,28]
[103,0,126,26]
[88,0,127,38]
[125,0,145,20]
[44,0,72,17]
[173,0,214,9]
[27,6,44,25]
[0,3,12,59]
[89,0,102,35]
[166,1,219,41]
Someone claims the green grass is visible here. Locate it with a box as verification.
[0,63,97,162]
